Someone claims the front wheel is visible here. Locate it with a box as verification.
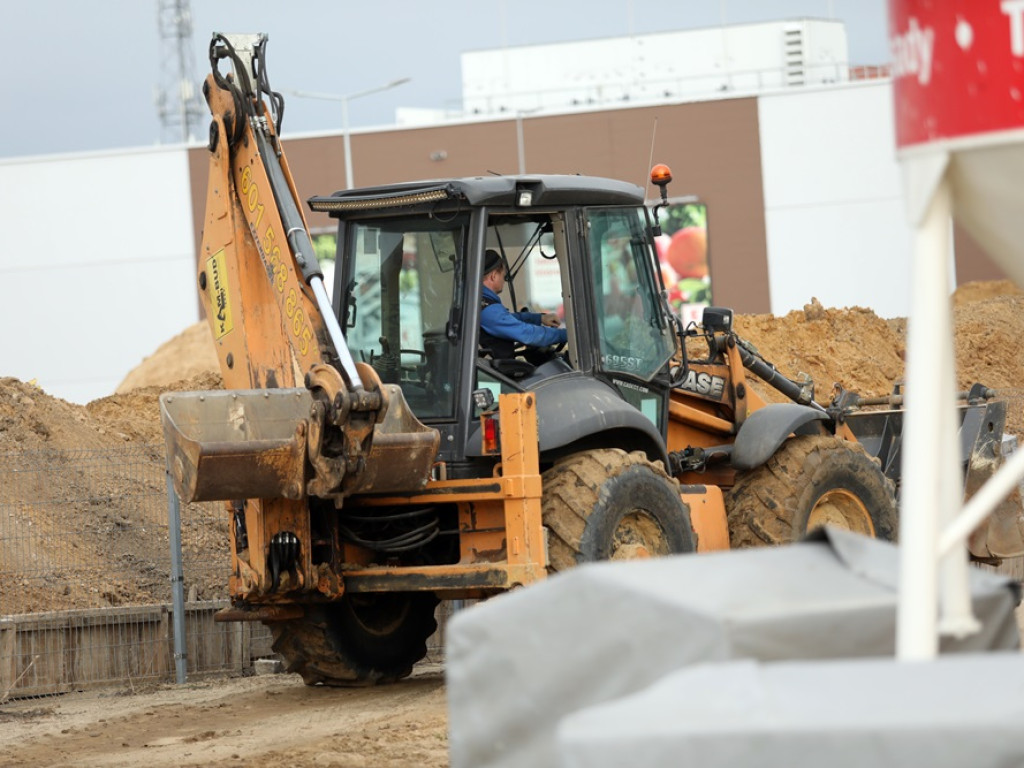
[269,591,439,686]
[726,434,897,548]
[542,448,695,572]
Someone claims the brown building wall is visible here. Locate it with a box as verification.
[187,147,210,318]
[188,97,774,314]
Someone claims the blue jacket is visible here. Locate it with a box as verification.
[480,285,567,348]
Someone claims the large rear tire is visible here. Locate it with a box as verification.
[727,434,897,548]
[269,591,439,686]
[542,448,695,572]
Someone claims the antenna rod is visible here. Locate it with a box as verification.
[645,116,659,197]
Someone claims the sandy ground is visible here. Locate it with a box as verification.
[1,665,449,768]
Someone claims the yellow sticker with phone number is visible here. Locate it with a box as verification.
[206,250,234,339]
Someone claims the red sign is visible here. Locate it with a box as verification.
[890,0,1024,149]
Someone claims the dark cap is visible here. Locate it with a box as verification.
[484,249,504,275]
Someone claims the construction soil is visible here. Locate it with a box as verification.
[3,279,1024,765]
[2,666,449,768]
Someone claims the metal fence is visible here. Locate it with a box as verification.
[0,444,272,701]
[1,444,450,702]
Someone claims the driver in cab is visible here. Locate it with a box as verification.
[479,249,566,359]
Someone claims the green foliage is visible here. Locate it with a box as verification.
[312,233,337,265]
[658,202,706,236]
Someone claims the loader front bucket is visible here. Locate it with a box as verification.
[845,396,1024,560]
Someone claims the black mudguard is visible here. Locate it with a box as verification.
[467,372,668,465]
[731,403,831,471]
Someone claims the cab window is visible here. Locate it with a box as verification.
[587,207,674,382]
[342,214,467,419]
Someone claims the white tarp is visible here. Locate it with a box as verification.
[556,653,1024,767]
[445,528,1020,768]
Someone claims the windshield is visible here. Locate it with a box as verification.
[342,214,467,419]
[587,207,674,382]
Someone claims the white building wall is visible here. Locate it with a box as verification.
[756,80,914,319]
[0,147,199,404]
[462,19,849,115]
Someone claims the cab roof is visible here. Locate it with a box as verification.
[308,174,645,216]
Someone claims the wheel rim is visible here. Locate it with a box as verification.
[807,489,876,536]
[610,511,671,560]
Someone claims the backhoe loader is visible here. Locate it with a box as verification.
[160,33,1024,686]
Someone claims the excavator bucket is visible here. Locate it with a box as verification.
[160,389,311,503]
[347,385,441,495]
[159,385,441,504]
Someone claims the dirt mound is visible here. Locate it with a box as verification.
[0,373,228,614]
[953,293,1024,389]
[953,279,1024,306]
[953,292,1024,437]
[0,377,127,452]
[0,372,223,450]
[89,371,224,445]
[116,322,220,394]
[730,290,1024,437]
[734,298,905,403]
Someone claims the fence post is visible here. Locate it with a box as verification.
[0,620,15,697]
[166,471,188,684]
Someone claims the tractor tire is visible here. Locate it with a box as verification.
[726,434,898,548]
[269,591,439,686]
[541,448,695,572]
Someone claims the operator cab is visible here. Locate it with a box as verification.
[314,173,679,471]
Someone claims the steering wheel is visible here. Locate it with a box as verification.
[521,341,566,367]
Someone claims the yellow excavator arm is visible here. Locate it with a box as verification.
[160,33,438,509]
[199,33,356,392]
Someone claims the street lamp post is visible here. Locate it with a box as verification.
[515,107,541,175]
[516,112,526,175]
[286,77,411,189]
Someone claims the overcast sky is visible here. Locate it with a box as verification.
[0,0,890,159]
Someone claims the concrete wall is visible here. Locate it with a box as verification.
[0,148,198,404]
